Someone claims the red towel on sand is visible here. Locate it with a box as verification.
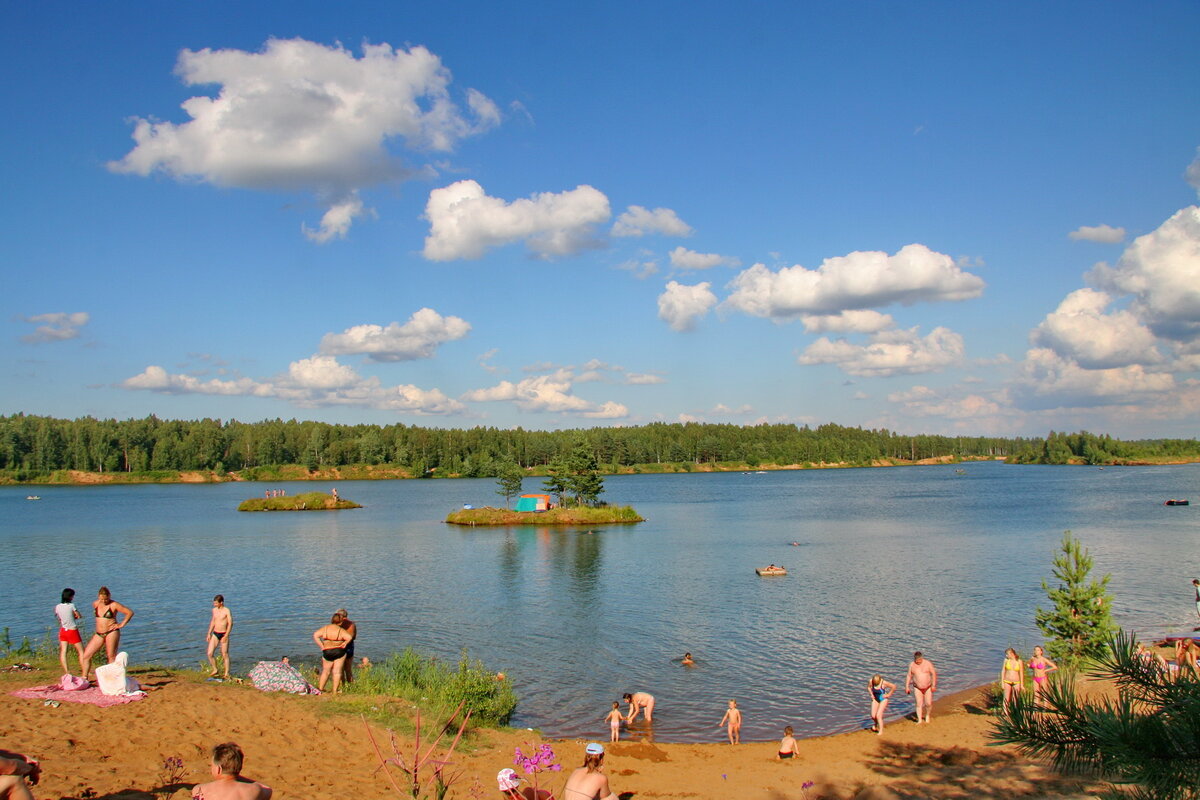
[10,684,144,707]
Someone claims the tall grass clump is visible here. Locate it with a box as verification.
[0,627,58,670]
[348,648,517,727]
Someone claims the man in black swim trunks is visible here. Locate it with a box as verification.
[206,594,233,678]
[336,607,357,684]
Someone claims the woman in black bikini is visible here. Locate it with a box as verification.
[81,586,134,680]
[312,612,350,693]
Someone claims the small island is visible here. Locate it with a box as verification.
[237,491,362,512]
[446,505,643,526]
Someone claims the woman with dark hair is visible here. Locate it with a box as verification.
[54,588,86,678]
[81,586,133,679]
[312,612,350,693]
[562,743,617,800]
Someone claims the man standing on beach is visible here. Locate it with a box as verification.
[1192,579,1200,626]
[905,651,937,723]
[206,595,233,678]
[336,608,356,684]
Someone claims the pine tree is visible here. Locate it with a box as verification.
[1035,532,1115,666]
[495,463,525,509]
[542,457,569,507]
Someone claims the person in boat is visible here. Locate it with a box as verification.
[561,743,617,800]
[81,586,133,680]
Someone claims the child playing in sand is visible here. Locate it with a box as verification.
[718,699,742,744]
[777,726,799,760]
[191,742,271,800]
[604,701,623,742]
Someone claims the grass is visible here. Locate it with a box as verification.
[237,491,362,511]
[445,505,643,525]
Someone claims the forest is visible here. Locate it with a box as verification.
[1,413,1197,481]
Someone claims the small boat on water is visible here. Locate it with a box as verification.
[1165,499,1190,506]
[756,565,788,576]
[25,495,40,501]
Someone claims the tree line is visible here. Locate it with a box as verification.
[1,413,1196,479]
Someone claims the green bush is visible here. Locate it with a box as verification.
[347,648,517,727]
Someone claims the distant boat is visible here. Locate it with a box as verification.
[25,495,40,501]
[1165,499,1190,506]
[756,565,788,576]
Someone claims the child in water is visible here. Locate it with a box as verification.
[604,701,623,742]
[718,699,742,744]
[777,726,799,760]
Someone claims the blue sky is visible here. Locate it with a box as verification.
[4,1,1200,437]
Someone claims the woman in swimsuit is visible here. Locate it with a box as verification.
[562,743,617,800]
[81,586,134,679]
[1000,648,1024,711]
[1026,645,1057,705]
[867,675,895,735]
[313,612,350,693]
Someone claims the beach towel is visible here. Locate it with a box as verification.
[10,684,144,707]
[248,661,320,694]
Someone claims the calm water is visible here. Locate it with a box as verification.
[2,462,1196,742]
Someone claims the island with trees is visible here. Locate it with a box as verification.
[237,491,361,512]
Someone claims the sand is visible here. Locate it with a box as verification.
[1,663,1115,800]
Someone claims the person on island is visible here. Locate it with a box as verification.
[1000,648,1024,711]
[335,607,356,685]
[1027,645,1057,705]
[0,748,40,800]
[562,743,618,800]
[777,725,799,760]
[191,742,271,800]
[81,586,133,680]
[623,691,655,723]
[868,674,896,734]
[313,612,351,693]
[206,595,233,678]
[905,651,937,723]
[55,588,86,678]
[718,699,742,744]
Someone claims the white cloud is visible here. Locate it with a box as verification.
[624,372,665,385]
[1087,206,1200,342]
[797,326,966,377]
[887,384,1005,420]
[1030,288,1160,369]
[303,196,368,243]
[1068,224,1126,244]
[800,310,895,334]
[657,280,717,331]
[285,355,360,389]
[20,312,90,343]
[109,38,497,239]
[723,243,984,318]
[461,368,627,418]
[611,206,693,237]
[1011,347,1175,410]
[668,246,740,271]
[581,401,629,419]
[422,179,611,260]
[615,257,659,279]
[319,308,470,362]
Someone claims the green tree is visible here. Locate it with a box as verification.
[565,444,605,507]
[542,457,569,506]
[1035,532,1115,666]
[495,463,525,509]
[991,631,1200,799]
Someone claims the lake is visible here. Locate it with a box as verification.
[2,461,1196,742]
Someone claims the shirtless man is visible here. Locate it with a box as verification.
[190,742,271,800]
[905,651,937,723]
[0,748,40,800]
[336,608,357,684]
[562,743,617,800]
[623,691,655,723]
[206,595,233,678]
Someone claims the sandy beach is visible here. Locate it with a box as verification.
[1,663,1113,800]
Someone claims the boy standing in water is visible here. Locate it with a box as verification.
[206,595,233,678]
[718,699,742,744]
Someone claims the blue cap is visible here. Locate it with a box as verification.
[585,742,604,755]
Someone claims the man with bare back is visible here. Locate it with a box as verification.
[905,651,937,723]
[206,595,233,678]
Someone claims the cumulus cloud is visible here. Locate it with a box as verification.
[319,308,470,362]
[122,357,464,415]
[1030,288,1160,369]
[657,281,717,332]
[461,368,627,417]
[1068,224,1126,244]
[887,384,1005,420]
[109,38,498,239]
[1011,347,1175,410]
[668,246,740,271]
[797,326,966,377]
[800,310,895,334]
[723,243,984,318]
[611,206,693,237]
[19,312,90,343]
[303,196,368,243]
[422,180,611,260]
[1087,206,1200,342]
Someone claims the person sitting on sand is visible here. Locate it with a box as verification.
[206,595,233,679]
[718,699,742,744]
[313,612,351,693]
[1176,638,1199,677]
[623,691,655,723]
[868,674,896,734]
[1135,642,1168,672]
[604,701,623,742]
[1000,648,1024,711]
[905,651,937,723]
[777,726,799,760]
[0,748,40,800]
[55,587,86,678]
[81,586,133,680]
[562,743,617,800]
[191,742,271,800]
